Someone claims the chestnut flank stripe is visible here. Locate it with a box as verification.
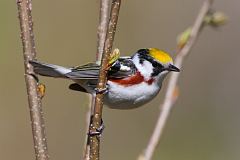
[109,72,154,86]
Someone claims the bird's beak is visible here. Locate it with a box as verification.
[167,64,180,72]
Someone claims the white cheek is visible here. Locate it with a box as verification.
[141,61,153,78]
[132,56,153,80]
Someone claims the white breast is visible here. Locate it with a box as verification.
[104,81,160,109]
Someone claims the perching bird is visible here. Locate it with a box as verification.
[29,48,180,109]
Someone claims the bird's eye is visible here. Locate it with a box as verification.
[152,61,163,68]
[152,61,157,67]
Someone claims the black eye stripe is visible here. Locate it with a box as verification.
[151,60,165,76]
[152,61,163,68]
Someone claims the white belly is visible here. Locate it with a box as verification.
[104,81,161,109]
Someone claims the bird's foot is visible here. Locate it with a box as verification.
[94,85,109,94]
[88,118,105,137]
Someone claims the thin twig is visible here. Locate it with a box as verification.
[88,0,121,159]
[16,0,49,160]
[83,0,110,159]
[96,0,111,64]
[139,0,213,160]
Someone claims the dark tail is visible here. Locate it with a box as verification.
[29,60,71,78]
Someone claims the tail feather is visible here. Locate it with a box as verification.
[29,60,71,78]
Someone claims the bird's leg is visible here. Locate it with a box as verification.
[88,116,105,137]
[94,84,109,94]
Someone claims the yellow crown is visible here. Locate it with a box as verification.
[148,48,173,64]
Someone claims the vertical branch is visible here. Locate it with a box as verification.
[16,0,49,160]
[83,0,110,159]
[96,0,111,63]
[88,0,121,159]
[139,1,214,160]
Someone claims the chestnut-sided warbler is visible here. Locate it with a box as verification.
[30,48,179,109]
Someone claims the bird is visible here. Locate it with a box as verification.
[29,48,180,109]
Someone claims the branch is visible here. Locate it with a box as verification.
[139,0,214,160]
[16,0,49,160]
[96,0,111,63]
[83,0,110,159]
[88,0,121,159]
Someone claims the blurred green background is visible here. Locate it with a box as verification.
[1,0,240,160]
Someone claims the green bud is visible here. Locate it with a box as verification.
[177,27,192,49]
[205,11,228,27]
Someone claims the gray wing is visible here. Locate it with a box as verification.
[67,58,136,80]
[30,58,136,80]
[66,63,100,79]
